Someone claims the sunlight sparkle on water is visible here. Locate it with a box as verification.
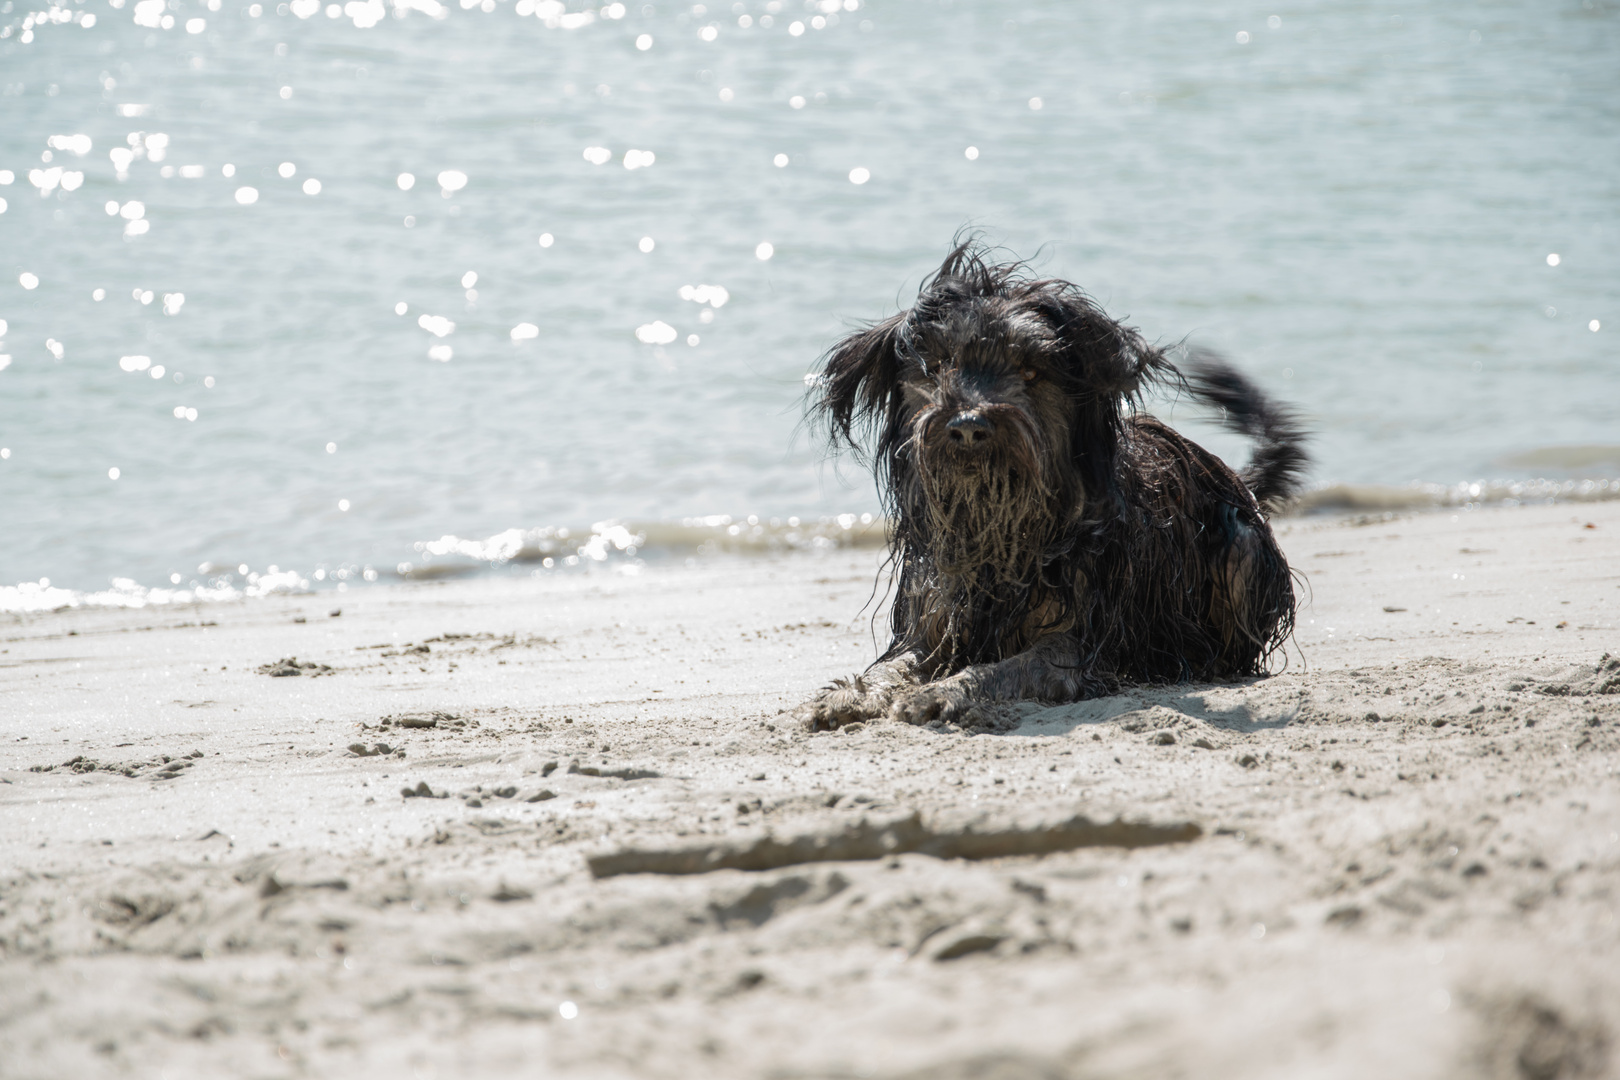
[848,167,870,184]
[428,345,453,361]
[638,236,656,253]
[437,170,468,193]
[303,179,322,195]
[635,33,652,49]
[108,467,120,480]
[755,242,774,260]
[623,149,656,170]
[395,301,408,315]
[773,153,789,167]
[418,314,455,337]
[511,323,539,341]
[634,321,677,345]
[235,187,259,205]
[583,146,612,165]
[678,284,729,307]
[460,271,478,288]
[1547,253,1561,266]
[397,172,415,190]
[538,233,554,247]
[47,134,93,155]
[964,146,979,160]
[19,273,40,290]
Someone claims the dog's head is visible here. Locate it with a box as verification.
[815,242,1171,538]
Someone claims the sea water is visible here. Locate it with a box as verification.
[1,0,1616,604]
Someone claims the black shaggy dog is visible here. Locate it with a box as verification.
[796,242,1309,733]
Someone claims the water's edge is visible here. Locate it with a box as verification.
[7,477,1615,614]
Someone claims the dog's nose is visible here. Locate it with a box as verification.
[946,412,994,447]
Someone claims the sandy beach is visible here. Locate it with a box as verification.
[2,499,1617,1080]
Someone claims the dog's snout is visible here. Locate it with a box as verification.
[946,412,995,447]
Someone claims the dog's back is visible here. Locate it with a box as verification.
[1084,412,1297,685]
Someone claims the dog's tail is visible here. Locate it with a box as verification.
[1180,347,1310,510]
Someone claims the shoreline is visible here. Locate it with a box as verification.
[6,474,1620,613]
[2,499,1617,1078]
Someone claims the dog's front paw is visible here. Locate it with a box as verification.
[792,676,887,732]
[889,681,1020,734]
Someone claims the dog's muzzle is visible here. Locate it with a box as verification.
[946,411,994,448]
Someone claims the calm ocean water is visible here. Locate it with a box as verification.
[1,0,1617,606]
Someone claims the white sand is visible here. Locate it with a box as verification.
[2,501,1617,1079]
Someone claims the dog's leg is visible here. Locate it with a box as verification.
[888,633,1104,732]
[793,652,925,732]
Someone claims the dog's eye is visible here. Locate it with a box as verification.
[1020,368,1038,383]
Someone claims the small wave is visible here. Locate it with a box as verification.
[1293,476,1620,515]
[394,513,886,578]
[0,515,886,612]
[0,571,309,615]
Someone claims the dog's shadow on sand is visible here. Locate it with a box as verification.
[1008,680,1300,739]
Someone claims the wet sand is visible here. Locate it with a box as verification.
[2,501,1617,1080]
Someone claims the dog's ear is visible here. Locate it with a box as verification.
[1031,288,1170,402]
[1024,285,1175,499]
[814,312,906,452]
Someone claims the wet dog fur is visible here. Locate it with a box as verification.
[797,242,1309,733]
